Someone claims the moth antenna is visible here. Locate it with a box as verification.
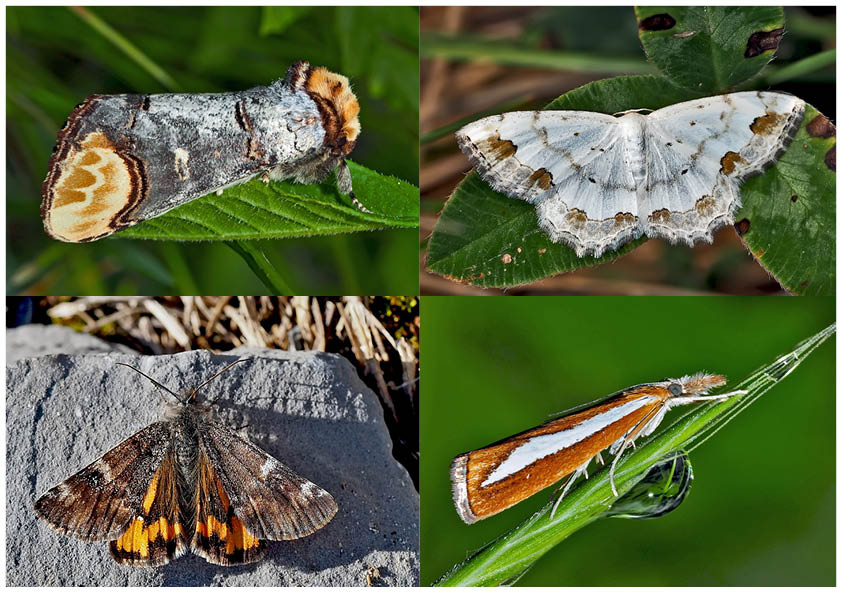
[189,359,249,401]
[116,362,181,402]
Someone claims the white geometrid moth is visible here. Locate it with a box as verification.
[41,61,366,243]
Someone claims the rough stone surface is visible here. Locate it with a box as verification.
[6,324,137,364]
[7,338,419,586]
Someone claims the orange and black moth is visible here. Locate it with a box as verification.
[451,373,744,524]
[34,360,337,566]
[41,61,363,242]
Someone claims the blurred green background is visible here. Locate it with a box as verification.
[7,6,419,295]
[421,297,834,586]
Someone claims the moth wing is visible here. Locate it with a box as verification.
[641,91,804,243]
[108,450,189,567]
[457,111,641,257]
[41,95,150,243]
[34,421,173,541]
[191,421,337,565]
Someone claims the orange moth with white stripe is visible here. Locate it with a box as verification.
[450,373,746,524]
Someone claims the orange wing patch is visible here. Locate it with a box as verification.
[192,451,264,565]
[109,455,186,566]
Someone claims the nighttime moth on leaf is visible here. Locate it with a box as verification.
[41,61,365,243]
[456,91,805,258]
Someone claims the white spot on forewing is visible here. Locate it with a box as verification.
[481,397,659,486]
[299,481,319,498]
[93,458,114,482]
[174,148,190,181]
[260,457,280,479]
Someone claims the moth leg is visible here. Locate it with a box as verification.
[550,460,590,519]
[335,159,372,214]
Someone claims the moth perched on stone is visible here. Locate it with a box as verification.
[456,91,805,258]
[41,61,364,243]
[34,360,337,566]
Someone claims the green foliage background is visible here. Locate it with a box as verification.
[421,297,834,586]
[7,6,419,294]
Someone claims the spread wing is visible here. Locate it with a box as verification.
[456,110,642,257]
[34,421,188,566]
[191,421,337,565]
[641,91,804,244]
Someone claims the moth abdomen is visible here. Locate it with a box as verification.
[41,62,364,243]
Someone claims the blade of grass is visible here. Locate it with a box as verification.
[764,49,836,85]
[435,322,835,587]
[421,33,655,74]
[226,240,294,294]
[68,6,182,92]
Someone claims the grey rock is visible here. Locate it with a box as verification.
[7,348,419,586]
[6,324,137,364]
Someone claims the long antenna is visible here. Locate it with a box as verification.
[189,359,249,401]
[116,359,249,404]
[116,362,180,401]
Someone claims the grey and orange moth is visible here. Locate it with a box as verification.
[450,373,745,523]
[41,61,364,243]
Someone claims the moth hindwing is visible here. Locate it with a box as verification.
[41,61,364,242]
[34,360,338,566]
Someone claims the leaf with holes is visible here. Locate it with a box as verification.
[635,6,786,94]
[738,105,836,295]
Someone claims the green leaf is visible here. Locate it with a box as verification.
[434,323,835,587]
[116,161,418,242]
[738,104,836,295]
[635,6,786,93]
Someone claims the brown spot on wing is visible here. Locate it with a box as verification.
[649,208,671,223]
[527,167,553,190]
[478,135,517,160]
[720,151,744,175]
[750,111,785,136]
[735,218,751,235]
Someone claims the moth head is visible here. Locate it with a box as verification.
[285,61,360,155]
[667,372,727,396]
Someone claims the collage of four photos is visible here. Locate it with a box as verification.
[5,5,837,588]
